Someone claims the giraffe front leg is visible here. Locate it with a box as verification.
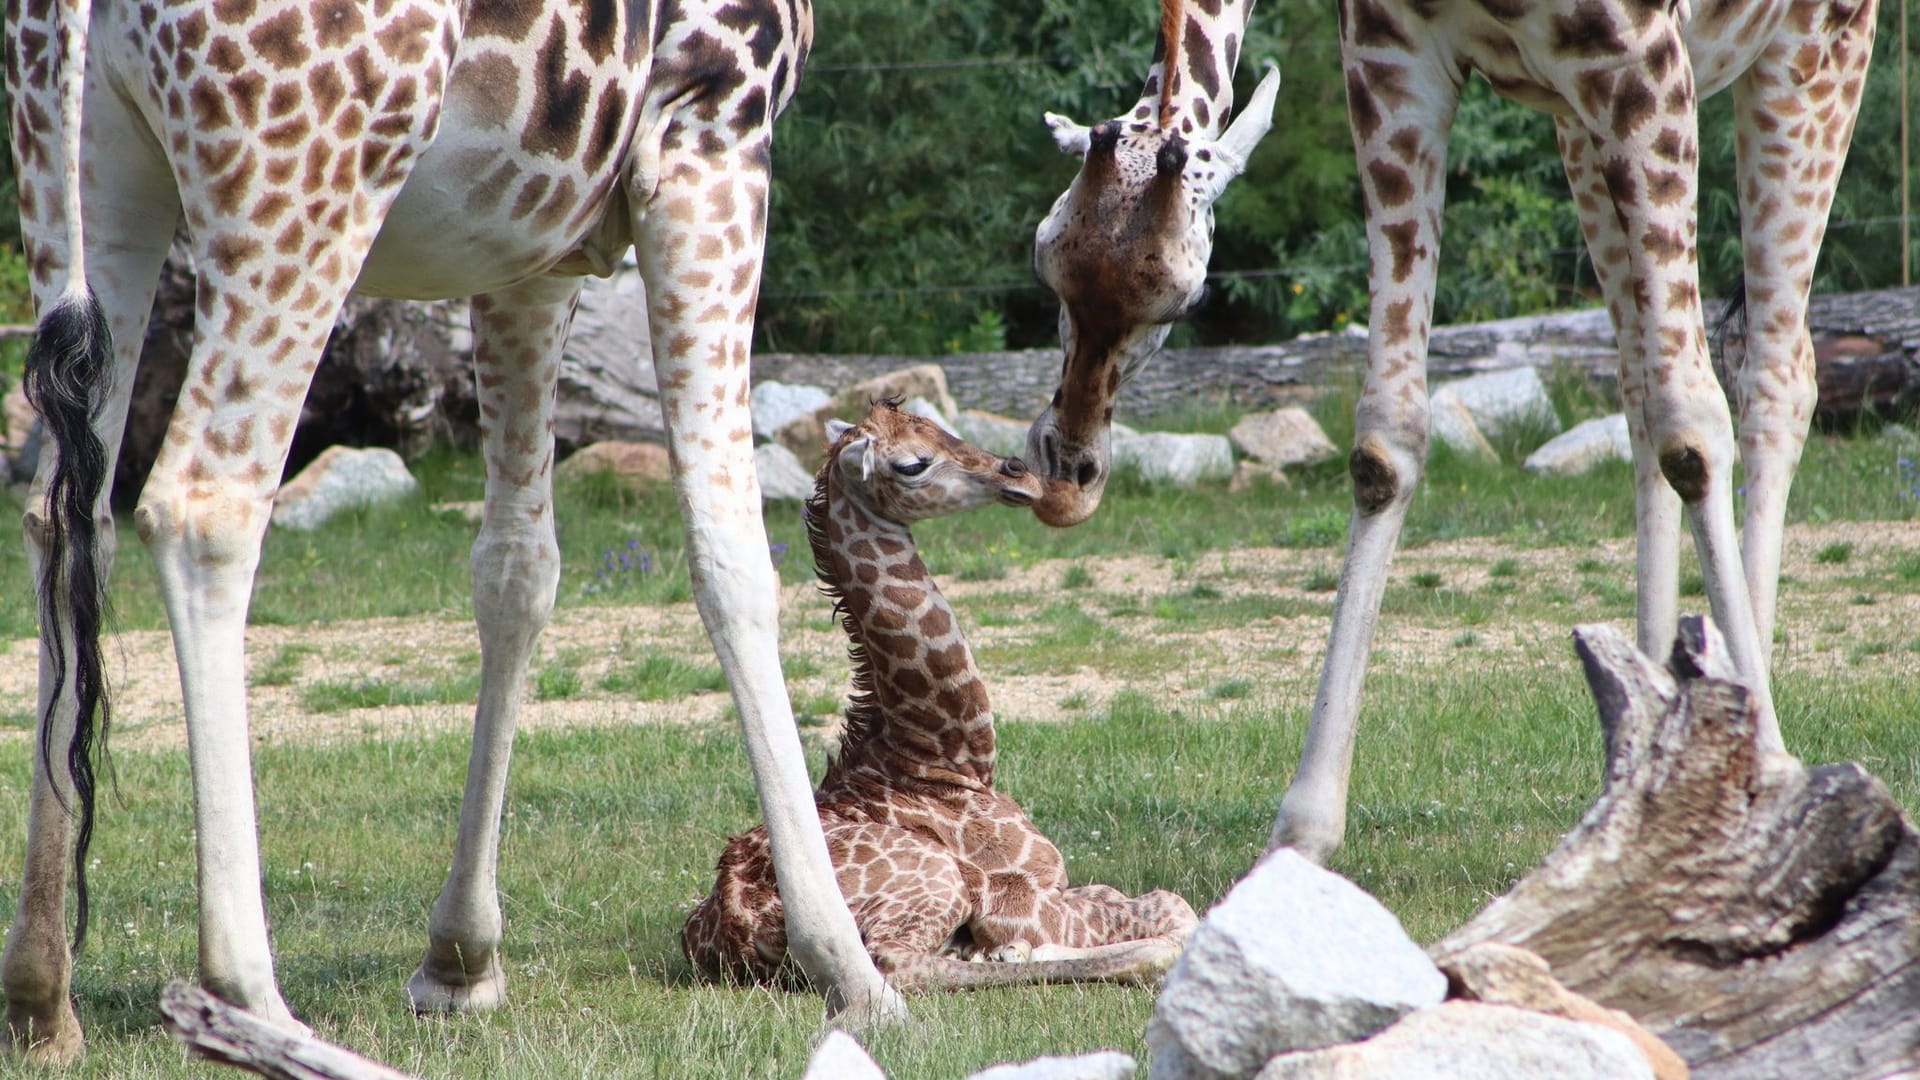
[1556,117,1681,657]
[1271,45,1458,862]
[633,130,902,1026]
[1565,24,1776,747]
[409,277,574,1014]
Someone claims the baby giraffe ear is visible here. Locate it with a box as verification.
[826,418,854,444]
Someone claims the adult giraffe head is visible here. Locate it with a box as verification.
[1027,0,1278,527]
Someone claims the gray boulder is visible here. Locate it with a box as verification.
[1428,393,1498,463]
[968,1052,1137,1080]
[1147,850,1446,1080]
[1229,408,1338,469]
[954,409,1033,459]
[902,397,959,436]
[271,446,418,531]
[1113,432,1235,487]
[1432,368,1560,444]
[1523,414,1632,476]
[1252,1002,1656,1079]
[841,363,959,420]
[755,441,817,502]
[752,380,834,441]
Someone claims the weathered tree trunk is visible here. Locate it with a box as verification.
[158,982,421,1080]
[1435,617,1920,1080]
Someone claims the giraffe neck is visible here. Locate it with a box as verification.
[808,471,996,791]
[1132,0,1258,138]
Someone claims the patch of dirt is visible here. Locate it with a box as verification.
[1,521,1916,753]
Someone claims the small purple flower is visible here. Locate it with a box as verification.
[769,542,790,569]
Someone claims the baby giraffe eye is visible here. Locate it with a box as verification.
[892,458,931,477]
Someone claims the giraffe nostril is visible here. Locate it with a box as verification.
[1075,462,1099,488]
[1001,458,1029,478]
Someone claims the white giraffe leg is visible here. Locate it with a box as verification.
[1557,23,1778,749]
[633,132,903,1024]
[1730,7,1876,666]
[409,277,574,1013]
[1556,118,1682,657]
[1270,48,1458,861]
[3,78,178,1061]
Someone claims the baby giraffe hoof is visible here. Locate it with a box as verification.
[986,942,1033,963]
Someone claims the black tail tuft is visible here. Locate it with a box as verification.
[23,289,116,957]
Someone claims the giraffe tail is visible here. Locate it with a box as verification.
[21,0,115,957]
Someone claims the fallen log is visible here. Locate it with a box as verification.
[1435,617,1920,1080]
[158,982,420,1080]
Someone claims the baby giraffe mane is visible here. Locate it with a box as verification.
[806,415,886,781]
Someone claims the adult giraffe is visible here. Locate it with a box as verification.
[4,0,901,1059]
[1028,0,1875,859]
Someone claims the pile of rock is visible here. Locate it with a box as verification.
[199,356,1672,534]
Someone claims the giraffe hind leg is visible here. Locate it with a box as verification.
[3,78,179,1063]
[410,275,577,1014]
[1729,4,1877,673]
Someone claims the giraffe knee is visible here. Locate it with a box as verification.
[1349,435,1412,516]
[1657,440,1711,503]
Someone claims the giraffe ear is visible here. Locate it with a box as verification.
[1044,112,1090,156]
[826,418,854,444]
[835,432,876,482]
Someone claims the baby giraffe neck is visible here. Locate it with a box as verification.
[812,475,996,790]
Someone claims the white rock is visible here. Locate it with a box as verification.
[1229,409,1338,469]
[901,397,959,436]
[1252,1002,1657,1080]
[752,380,834,441]
[1523,414,1632,477]
[755,441,817,502]
[1428,393,1498,463]
[1113,433,1235,487]
[1147,850,1446,1080]
[1431,367,1561,444]
[953,409,1033,459]
[968,1051,1137,1080]
[801,1030,888,1080]
[271,446,418,531]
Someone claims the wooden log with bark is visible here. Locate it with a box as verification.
[1434,616,1920,1080]
[158,982,421,1080]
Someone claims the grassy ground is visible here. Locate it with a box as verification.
[0,380,1916,1076]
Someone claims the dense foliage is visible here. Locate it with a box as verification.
[1,0,1916,358]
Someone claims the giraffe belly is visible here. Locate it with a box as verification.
[354,128,633,301]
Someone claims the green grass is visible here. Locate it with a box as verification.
[1815,541,1855,565]
[599,655,729,701]
[0,422,1912,642]
[2,406,1918,1074]
[12,650,1913,1077]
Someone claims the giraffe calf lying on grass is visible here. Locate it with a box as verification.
[684,402,1196,990]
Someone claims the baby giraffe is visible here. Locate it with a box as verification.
[684,402,1195,990]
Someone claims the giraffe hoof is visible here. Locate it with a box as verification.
[5,1001,84,1065]
[987,942,1034,963]
[406,961,507,1014]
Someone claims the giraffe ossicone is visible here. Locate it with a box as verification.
[684,402,1197,989]
[5,0,904,1059]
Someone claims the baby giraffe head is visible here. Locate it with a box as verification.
[824,401,1045,525]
